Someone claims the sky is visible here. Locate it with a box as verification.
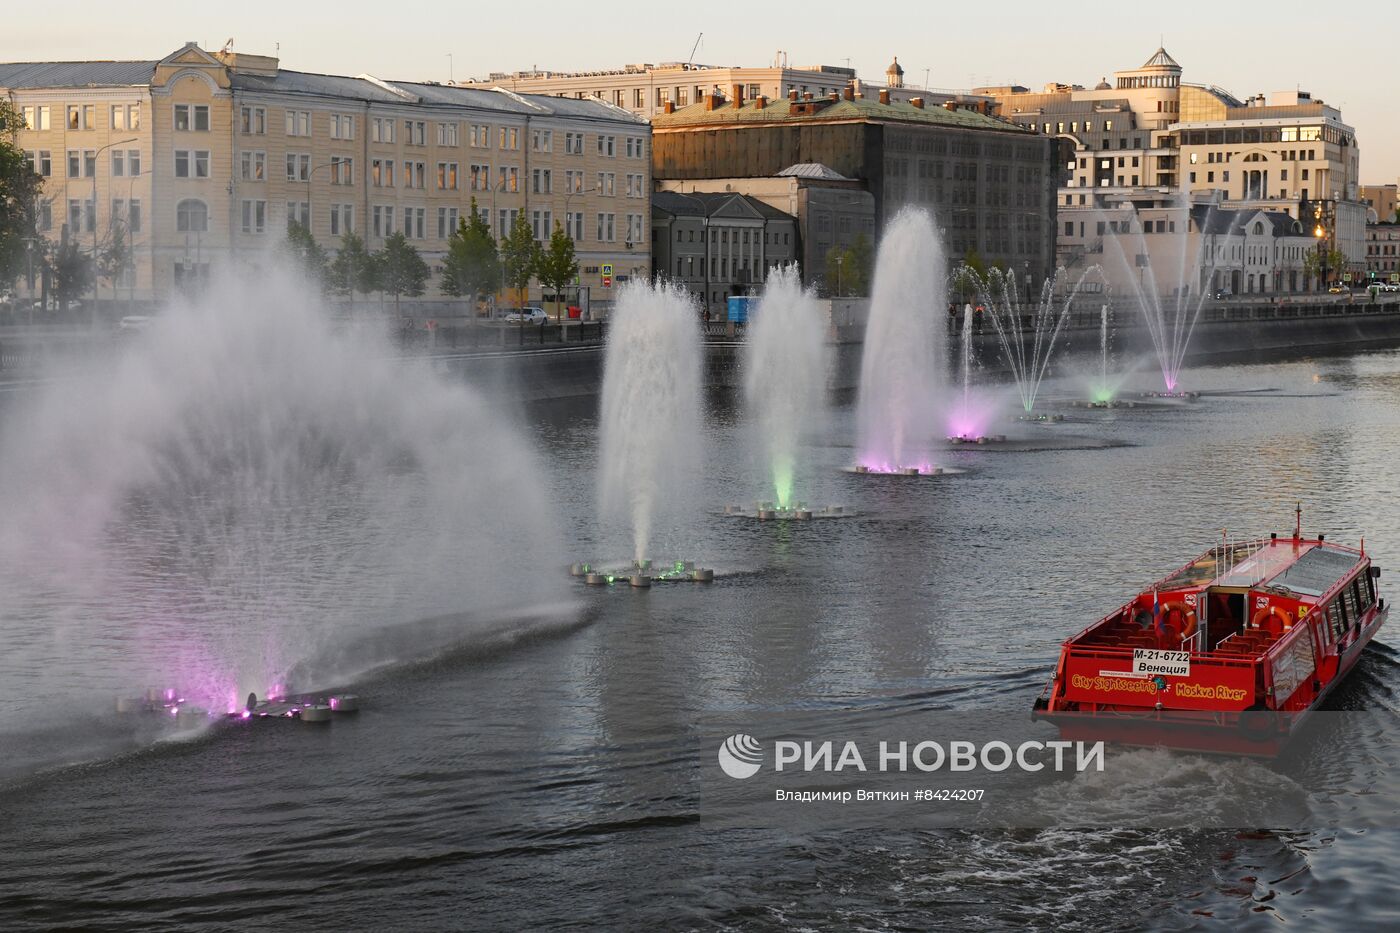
[5,0,1397,181]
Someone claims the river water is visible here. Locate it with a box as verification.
[2,345,1399,931]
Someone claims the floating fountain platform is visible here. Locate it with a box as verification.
[571,559,717,586]
[722,502,857,521]
[844,464,966,477]
[947,433,1010,445]
[114,687,361,725]
[1140,390,1200,401]
[1015,413,1067,423]
[1072,399,1138,410]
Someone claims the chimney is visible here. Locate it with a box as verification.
[705,91,722,111]
[789,88,799,102]
[843,82,855,101]
[910,96,924,109]
[879,88,891,105]
[828,91,839,101]
[943,100,958,111]
[756,94,768,108]
[731,83,744,108]
[663,100,675,114]
[802,91,813,101]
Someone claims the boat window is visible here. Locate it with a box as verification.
[1353,575,1373,614]
[1342,584,1361,631]
[1327,599,1347,641]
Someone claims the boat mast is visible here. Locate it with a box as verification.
[1294,502,1302,542]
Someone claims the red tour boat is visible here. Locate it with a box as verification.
[1033,508,1387,755]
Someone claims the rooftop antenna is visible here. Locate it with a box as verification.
[220,37,234,55]
[447,53,453,83]
[687,32,703,67]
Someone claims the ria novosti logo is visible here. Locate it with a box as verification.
[717,733,763,779]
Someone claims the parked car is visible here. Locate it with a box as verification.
[1382,282,1400,293]
[1213,288,1232,300]
[503,306,548,324]
[1328,285,1347,294]
[118,315,153,331]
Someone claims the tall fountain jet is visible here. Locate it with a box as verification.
[854,209,946,474]
[744,265,828,508]
[958,265,1102,414]
[598,281,703,562]
[1098,197,1222,393]
[0,264,566,744]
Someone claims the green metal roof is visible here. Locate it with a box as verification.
[653,96,1032,134]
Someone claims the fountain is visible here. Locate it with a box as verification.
[0,264,567,760]
[945,304,1003,443]
[593,281,713,583]
[957,264,1102,415]
[725,265,851,520]
[853,209,949,475]
[1097,197,1223,394]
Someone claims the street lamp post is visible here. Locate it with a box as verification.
[1314,223,1327,293]
[90,137,137,324]
[836,254,844,296]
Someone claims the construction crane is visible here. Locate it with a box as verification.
[687,33,702,68]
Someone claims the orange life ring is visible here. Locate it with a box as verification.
[1159,601,1198,640]
[1250,604,1293,634]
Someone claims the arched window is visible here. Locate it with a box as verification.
[1253,222,1264,235]
[176,199,208,233]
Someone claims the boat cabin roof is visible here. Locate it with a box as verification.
[1155,537,1365,603]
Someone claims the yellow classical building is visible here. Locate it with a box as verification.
[2,42,651,308]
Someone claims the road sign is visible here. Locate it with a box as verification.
[602,275,613,288]
[1343,273,1352,283]
[1392,273,1400,283]
[601,263,613,277]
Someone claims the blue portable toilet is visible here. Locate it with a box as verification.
[727,296,753,324]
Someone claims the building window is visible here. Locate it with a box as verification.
[438,122,460,147]
[437,161,459,190]
[330,156,353,185]
[285,110,312,137]
[111,149,126,177]
[174,150,210,178]
[470,163,491,191]
[596,172,615,196]
[531,209,554,242]
[328,204,353,236]
[532,129,552,152]
[403,160,425,189]
[240,199,266,234]
[176,199,208,233]
[372,205,395,237]
[565,132,584,155]
[240,105,266,135]
[404,120,426,146]
[287,152,311,182]
[331,114,355,140]
[596,212,615,241]
[22,105,51,130]
[497,166,518,192]
[498,126,519,150]
[566,211,583,241]
[286,201,310,230]
[437,206,459,239]
[626,213,643,243]
[470,124,490,147]
[597,135,616,157]
[532,168,552,194]
[633,89,645,109]
[240,150,267,182]
[371,117,395,143]
[174,104,210,132]
[36,150,52,177]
